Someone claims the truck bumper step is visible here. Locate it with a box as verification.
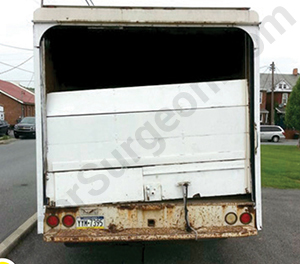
[44,226,257,242]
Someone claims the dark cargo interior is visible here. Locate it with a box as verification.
[42,26,254,93]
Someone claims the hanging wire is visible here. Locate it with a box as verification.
[182,183,198,239]
[260,65,269,70]
[0,61,33,73]
[26,73,35,88]
[0,42,33,51]
[85,0,95,6]
[0,56,33,75]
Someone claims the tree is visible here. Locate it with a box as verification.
[285,77,300,147]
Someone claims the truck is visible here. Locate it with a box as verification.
[33,5,262,243]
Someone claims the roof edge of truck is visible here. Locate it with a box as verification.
[33,7,259,25]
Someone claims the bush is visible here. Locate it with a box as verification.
[285,78,300,147]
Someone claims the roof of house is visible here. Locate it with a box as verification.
[260,72,299,92]
[0,79,35,105]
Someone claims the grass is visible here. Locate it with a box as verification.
[0,135,11,140]
[261,145,300,189]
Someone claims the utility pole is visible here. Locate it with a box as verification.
[270,62,275,125]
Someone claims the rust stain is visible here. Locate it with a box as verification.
[43,226,258,242]
[108,224,121,233]
[137,204,163,211]
[117,205,136,210]
[166,204,175,209]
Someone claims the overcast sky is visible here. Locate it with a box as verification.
[0,0,299,87]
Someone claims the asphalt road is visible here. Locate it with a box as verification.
[0,139,36,242]
[261,139,298,146]
[7,188,300,264]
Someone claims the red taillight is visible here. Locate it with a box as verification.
[62,215,75,227]
[46,215,59,228]
[240,213,252,224]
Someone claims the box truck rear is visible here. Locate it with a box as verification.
[33,6,262,242]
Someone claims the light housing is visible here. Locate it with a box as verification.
[62,215,75,227]
[240,212,252,224]
[225,212,238,225]
[46,215,59,228]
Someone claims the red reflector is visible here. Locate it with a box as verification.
[240,213,252,224]
[46,215,59,228]
[62,215,75,227]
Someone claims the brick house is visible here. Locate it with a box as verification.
[260,68,299,126]
[0,80,35,125]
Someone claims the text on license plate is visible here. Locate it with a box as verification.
[76,216,105,229]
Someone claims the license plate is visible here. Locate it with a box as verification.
[76,216,105,229]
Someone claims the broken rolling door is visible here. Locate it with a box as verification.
[34,7,259,239]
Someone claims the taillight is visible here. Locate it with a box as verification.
[225,213,238,225]
[62,215,75,227]
[240,213,252,224]
[46,215,59,228]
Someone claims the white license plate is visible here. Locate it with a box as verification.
[76,216,105,229]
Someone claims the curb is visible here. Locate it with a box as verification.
[0,138,17,145]
[0,213,37,257]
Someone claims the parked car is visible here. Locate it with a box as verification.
[260,125,286,142]
[14,116,36,138]
[0,120,9,136]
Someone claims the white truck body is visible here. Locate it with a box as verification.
[34,6,262,242]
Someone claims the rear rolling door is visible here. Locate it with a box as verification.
[46,79,250,206]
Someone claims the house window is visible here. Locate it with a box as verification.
[282,93,288,105]
[279,84,282,89]
[283,84,287,89]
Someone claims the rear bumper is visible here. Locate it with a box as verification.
[44,226,257,242]
[14,130,35,136]
[43,198,258,242]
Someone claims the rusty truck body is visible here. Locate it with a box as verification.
[34,5,262,242]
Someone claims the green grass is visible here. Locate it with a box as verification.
[261,145,300,189]
[0,135,10,140]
